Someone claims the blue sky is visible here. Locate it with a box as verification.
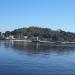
[0,0,75,32]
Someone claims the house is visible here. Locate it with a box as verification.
[32,36,40,42]
[5,35,15,40]
[24,36,28,39]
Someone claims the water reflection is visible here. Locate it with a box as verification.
[1,40,75,55]
[0,41,75,75]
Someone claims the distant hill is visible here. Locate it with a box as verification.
[4,26,75,42]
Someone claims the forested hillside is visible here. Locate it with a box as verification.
[4,27,75,41]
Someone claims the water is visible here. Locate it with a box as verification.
[0,41,75,75]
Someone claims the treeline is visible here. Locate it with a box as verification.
[2,26,75,41]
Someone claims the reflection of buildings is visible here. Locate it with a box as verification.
[3,41,75,55]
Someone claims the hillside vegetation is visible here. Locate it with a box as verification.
[3,26,75,41]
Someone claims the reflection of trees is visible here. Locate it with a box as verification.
[3,41,75,55]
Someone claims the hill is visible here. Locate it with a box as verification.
[4,26,75,42]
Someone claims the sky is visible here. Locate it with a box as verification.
[0,0,75,32]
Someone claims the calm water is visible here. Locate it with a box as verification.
[0,41,75,75]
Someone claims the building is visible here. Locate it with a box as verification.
[5,35,15,40]
[32,36,40,42]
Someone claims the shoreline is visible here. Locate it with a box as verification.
[5,39,75,44]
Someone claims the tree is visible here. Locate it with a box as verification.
[5,31,11,37]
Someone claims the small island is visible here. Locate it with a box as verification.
[0,26,75,44]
